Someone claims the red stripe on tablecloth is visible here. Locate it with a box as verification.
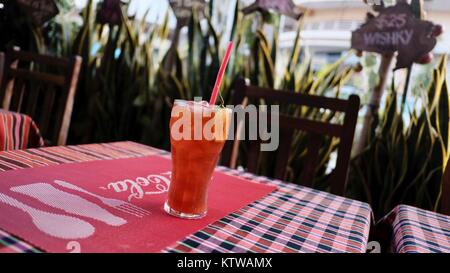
[10,113,16,149]
[18,114,25,149]
[13,113,21,149]
[9,114,15,150]
[3,114,9,150]
[21,115,30,149]
[4,115,9,150]
[0,114,6,150]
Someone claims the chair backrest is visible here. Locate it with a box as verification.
[221,78,360,196]
[0,47,82,146]
[441,159,450,215]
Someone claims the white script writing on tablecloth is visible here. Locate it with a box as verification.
[106,172,171,201]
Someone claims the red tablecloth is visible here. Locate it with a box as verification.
[0,142,373,253]
[0,110,44,151]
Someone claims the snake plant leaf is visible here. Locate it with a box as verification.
[296,58,312,92]
[436,79,450,156]
[121,12,138,52]
[257,34,275,88]
[209,0,214,15]
[286,19,303,75]
[199,35,209,98]
[228,0,239,42]
[382,90,397,137]
[271,27,278,81]
[159,10,170,41]
[309,54,347,94]
[384,132,408,207]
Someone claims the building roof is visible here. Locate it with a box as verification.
[295,0,365,9]
[294,0,450,11]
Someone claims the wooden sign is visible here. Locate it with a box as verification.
[16,0,59,26]
[352,2,437,69]
[242,0,304,20]
[98,0,123,25]
[169,0,206,27]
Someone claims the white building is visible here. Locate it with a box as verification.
[280,0,450,63]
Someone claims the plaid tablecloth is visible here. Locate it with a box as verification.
[0,110,44,151]
[0,141,372,253]
[379,205,450,253]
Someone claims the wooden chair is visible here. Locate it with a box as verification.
[441,159,450,215]
[0,47,82,146]
[221,78,360,196]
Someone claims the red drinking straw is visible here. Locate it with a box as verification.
[209,41,234,105]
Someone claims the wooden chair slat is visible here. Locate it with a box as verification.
[245,85,349,112]
[55,56,82,146]
[278,115,343,137]
[330,95,360,196]
[222,96,248,169]
[9,68,66,86]
[10,49,69,67]
[1,57,18,109]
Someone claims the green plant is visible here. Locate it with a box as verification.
[2,0,357,189]
[68,0,174,147]
[211,6,356,189]
[348,56,449,219]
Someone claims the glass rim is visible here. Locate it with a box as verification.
[173,99,232,112]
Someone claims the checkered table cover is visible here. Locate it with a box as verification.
[0,141,372,253]
[0,110,44,151]
[380,205,450,253]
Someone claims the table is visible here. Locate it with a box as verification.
[0,141,373,253]
[379,205,450,253]
[0,110,44,151]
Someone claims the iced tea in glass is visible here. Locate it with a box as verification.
[164,100,231,219]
